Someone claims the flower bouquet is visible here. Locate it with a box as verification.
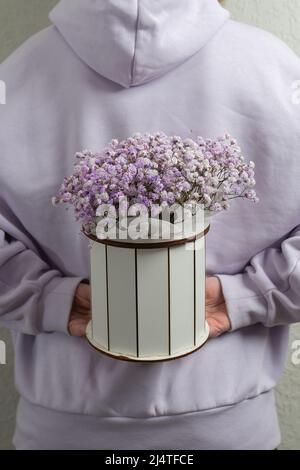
[54,132,258,362]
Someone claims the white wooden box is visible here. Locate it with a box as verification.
[86,215,210,362]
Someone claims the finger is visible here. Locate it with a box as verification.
[75,295,91,310]
[68,317,90,337]
[75,284,91,308]
[69,310,91,321]
[72,304,91,316]
[205,277,224,306]
[206,318,221,338]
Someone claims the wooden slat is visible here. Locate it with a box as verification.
[195,237,206,345]
[90,242,108,349]
[169,244,194,354]
[107,246,137,356]
[137,248,169,357]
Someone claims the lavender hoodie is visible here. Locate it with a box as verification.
[0,0,300,450]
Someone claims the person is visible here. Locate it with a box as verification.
[0,0,299,450]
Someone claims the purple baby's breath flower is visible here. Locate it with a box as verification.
[245,189,259,202]
[210,202,223,212]
[54,132,258,233]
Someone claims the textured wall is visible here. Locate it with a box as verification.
[225,0,300,55]
[0,0,300,450]
[0,328,18,450]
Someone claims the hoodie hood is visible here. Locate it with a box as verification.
[49,0,229,88]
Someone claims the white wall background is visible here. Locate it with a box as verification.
[0,0,300,450]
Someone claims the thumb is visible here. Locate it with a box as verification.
[74,283,91,310]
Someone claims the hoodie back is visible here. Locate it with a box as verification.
[1,0,300,450]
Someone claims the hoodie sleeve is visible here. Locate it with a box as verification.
[215,225,300,331]
[0,46,86,337]
[0,228,84,336]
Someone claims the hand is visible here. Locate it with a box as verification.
[205,276,231,338]
[68,282,91,337]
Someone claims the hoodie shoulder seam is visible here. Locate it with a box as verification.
[130,0,140,87]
